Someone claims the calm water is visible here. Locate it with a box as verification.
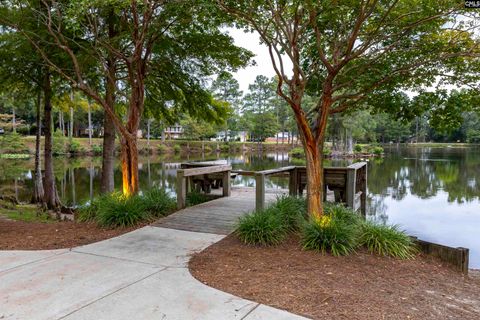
[1,146,479,268]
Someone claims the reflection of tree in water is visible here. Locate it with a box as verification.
[2,148,479,207]
[367,194,388,224]
[369,147,480,204]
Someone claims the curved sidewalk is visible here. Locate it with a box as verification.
[0,226,308,320]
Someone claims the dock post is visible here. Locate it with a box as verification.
[346,168,356,210]
[223,170,231,197]
[360,165,367,216]
[177,170,186,209]
[289,167,298,196]
[255,173,266,211]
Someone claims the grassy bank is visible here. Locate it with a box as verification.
[2,135,297,156]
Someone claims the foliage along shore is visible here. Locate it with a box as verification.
[0,135,298,157]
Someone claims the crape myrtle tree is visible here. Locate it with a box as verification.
[2,0,252,196]
[219,0,480,220]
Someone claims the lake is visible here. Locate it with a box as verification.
[1,146,479,268]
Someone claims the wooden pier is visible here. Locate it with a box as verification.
[154,187,281,234]
[155,161,368,235]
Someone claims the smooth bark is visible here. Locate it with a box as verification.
[101,112,116,193]
[100,14,117,194]
[120,135,139,196]
[43,72,61,209]
[87,102,92,145]
[32,90,44,204]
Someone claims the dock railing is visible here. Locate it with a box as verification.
[177,161,367,215]
[253,162,367,214]
[176,164,232,209]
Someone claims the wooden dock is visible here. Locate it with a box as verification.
[156,161,367,235]
[153,188,281,235]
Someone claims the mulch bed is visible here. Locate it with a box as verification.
[190,235,480,320]
[0,216,147,250]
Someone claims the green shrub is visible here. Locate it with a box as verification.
[220,144,230,152]
[271,195,307,232]
[204,145,213,153]
[323,147,332,156]
[301,215,359,256]
[0,132,28,154]
[324,202,362,227]
[141,188,175,217]
[354,144,363,152]
[288,146,330,158]
[52,130,67,155]
[288,147,304,158]
[92,144,103,155]
[373,146,384,155]
[78,188,175,227]
[95,193,149,228]
[358,222,416,259]
[186,191,210,206]
[0,153,30,159]
[68,140,84,154]
[173,144,181,154]
[158,144,169,154]
[236,207,287,246]
[77,195,104,222]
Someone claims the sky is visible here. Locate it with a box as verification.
[226,27,460,98]
[227,28,280,93]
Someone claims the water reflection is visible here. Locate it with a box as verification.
[1,147,479,268]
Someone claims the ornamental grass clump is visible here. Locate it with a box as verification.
[95,192,148,228]
[359,222,416,259]
[271,195,307,232]
[236,207,286,246]
[77,188,176,228]
[301,214,359,256]
[141,188,176,217]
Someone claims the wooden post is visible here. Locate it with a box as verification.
[223,170,231,197]
[360,165,367,216]
[177,169,186,209]
[289,167,298,196]
[459,247,469,275]
[346,168,356,210]
[255,173,266,211]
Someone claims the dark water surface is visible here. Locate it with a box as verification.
[1,146,479,268]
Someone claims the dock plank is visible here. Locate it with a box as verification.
[153,189,279,235]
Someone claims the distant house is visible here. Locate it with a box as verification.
[214,130,247,142]
[265,132,298,143]
[164,124,184,139]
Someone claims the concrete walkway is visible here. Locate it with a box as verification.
[0,226,308,320]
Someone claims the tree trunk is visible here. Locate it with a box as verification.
[12,106,16,133]
[89,161,94,200]
[303,138,324,222]
[100,22,117,194]
[120,135,139,196]
[43,72,61,210]
[69,107,74,140]
[147,118,151,149]
[32,90,44,204]
[101,112,116,193]
[70,167,76,207]
[346,129,353,154]
[88,102,92,145]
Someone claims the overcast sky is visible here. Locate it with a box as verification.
[227,28,281,93]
